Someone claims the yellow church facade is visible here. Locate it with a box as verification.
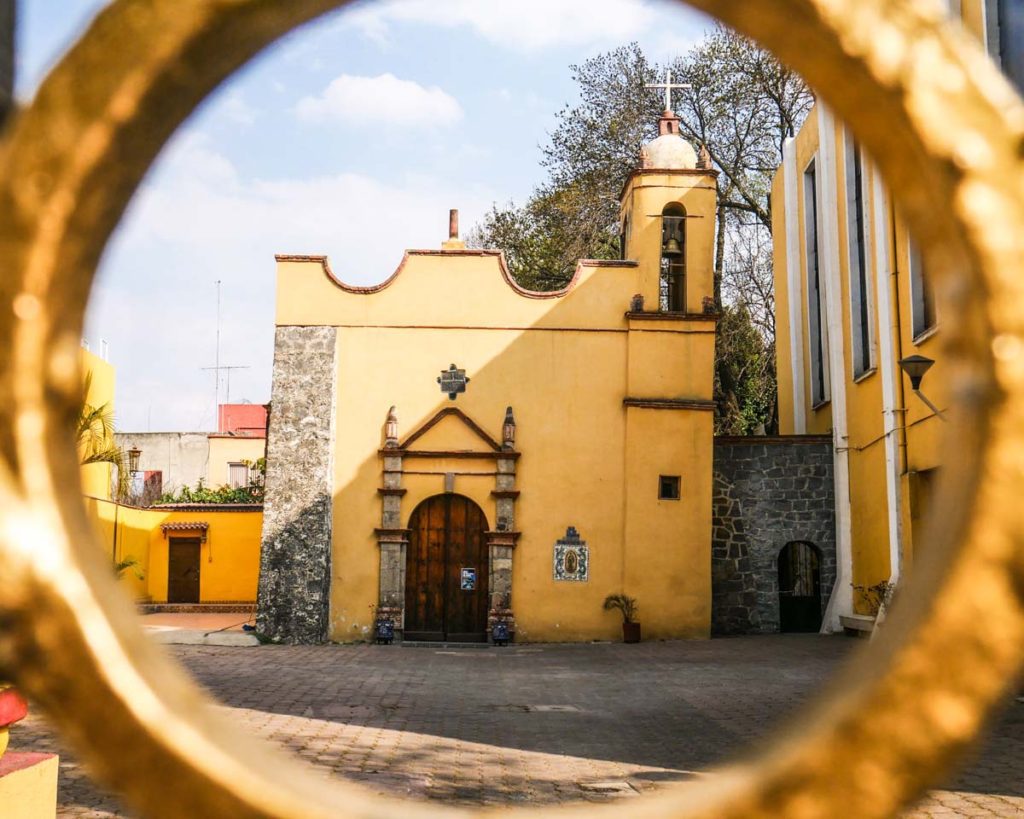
[257,112,721,644]
[770,0,1006,624]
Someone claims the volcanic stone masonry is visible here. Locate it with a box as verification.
[711,437,837,635]
[256,326,337,644]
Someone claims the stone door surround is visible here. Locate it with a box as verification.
[376,406,519,641]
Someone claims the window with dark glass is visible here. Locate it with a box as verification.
[658,475,681,500]
[804,159,830,406]
[909,239,937,339]
[660,203,686,312]
[620,215,629,260]
[998,0,1024,93]
[845,135,874,377]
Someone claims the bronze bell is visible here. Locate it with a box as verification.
[663,237,682,256]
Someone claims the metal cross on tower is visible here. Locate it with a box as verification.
[646,69,691,113]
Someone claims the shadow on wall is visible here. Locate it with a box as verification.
[257,255,717,644]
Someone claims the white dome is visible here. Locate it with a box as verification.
[640,133,698,170]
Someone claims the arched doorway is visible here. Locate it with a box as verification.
[777,541,822,632]
[405,494,489,642]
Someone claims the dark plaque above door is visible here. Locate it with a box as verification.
[437,363,470,400]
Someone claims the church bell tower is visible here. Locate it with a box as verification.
[619,107,718,315]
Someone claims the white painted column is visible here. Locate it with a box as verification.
[782,137,807,434]
[872,171,905,583]
[815,103,854,632]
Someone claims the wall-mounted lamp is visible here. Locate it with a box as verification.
[898,355,946,421]
[127,446,142,474]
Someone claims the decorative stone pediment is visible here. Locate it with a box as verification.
[398,407,502,455]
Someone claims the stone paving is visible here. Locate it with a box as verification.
[11,635,1024,816]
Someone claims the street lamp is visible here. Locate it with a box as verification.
[898,355,946,421]
[127,446,141,474]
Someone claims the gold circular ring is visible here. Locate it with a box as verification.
[1,1,1023,816]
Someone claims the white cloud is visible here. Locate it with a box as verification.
[296,73,463,127]
[88,134,494,430]
[339,0,662,51]
[220,92,259,126]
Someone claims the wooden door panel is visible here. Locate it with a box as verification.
[404,495,488,642]
[168,538,200,604]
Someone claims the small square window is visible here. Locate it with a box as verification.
[659,475,681,500]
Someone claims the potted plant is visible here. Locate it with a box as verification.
[603,594,640,643]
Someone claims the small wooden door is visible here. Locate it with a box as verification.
[168,538,201,604]
[778,541,822,632]
[405,495,488,642]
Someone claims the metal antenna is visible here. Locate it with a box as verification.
[203,280,250,428]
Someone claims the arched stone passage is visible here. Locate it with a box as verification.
[778,541,824,632]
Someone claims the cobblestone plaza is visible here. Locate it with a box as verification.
[16,636,1024,817]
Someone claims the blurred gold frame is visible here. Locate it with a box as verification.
[1,0,1023,816]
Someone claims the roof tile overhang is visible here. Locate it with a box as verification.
[160,522,209,540]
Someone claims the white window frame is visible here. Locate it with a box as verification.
[227,461,249,489]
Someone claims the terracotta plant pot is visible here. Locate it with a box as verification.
[622,621,641,643]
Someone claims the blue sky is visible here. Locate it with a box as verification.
[19,0,712,431]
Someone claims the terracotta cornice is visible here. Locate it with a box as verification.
[275,252,637,302]
[619,167,719,200]
[151,503,263,512]
[375,528,411,543]
[714,434,833,446]
[623,398,717,411]
[485,531,521,547]
[625,310,721,322]
[380,449,521,461]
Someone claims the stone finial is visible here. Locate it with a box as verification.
[630,293,645,313]
[442,207,466,250]
[698,143,712,170]
[702,295,717,314]
[384,406,399,448]
[502,406,516,450]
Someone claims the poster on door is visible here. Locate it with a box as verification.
[460,568,476,590]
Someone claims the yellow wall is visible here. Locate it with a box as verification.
[769,0,986,612]
[277,165,719,643]
[147,510,263,603]
[80,348,117,500]
[207,436,266,487]
[85,497,263,603]
[620,171,718,313]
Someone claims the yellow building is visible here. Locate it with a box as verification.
[770,0,1012,627]
[80,349,263,606]
[257,110,721,644]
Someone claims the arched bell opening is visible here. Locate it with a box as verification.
[660,202,686,311]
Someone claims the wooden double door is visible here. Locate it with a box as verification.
[404,494,489,642]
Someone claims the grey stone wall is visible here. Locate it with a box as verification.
[256,326,337,644]
[711,437,836,635]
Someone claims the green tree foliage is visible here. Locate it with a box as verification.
[158,458,266,505]
[715,306,776,435]
[470,28,812,434]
